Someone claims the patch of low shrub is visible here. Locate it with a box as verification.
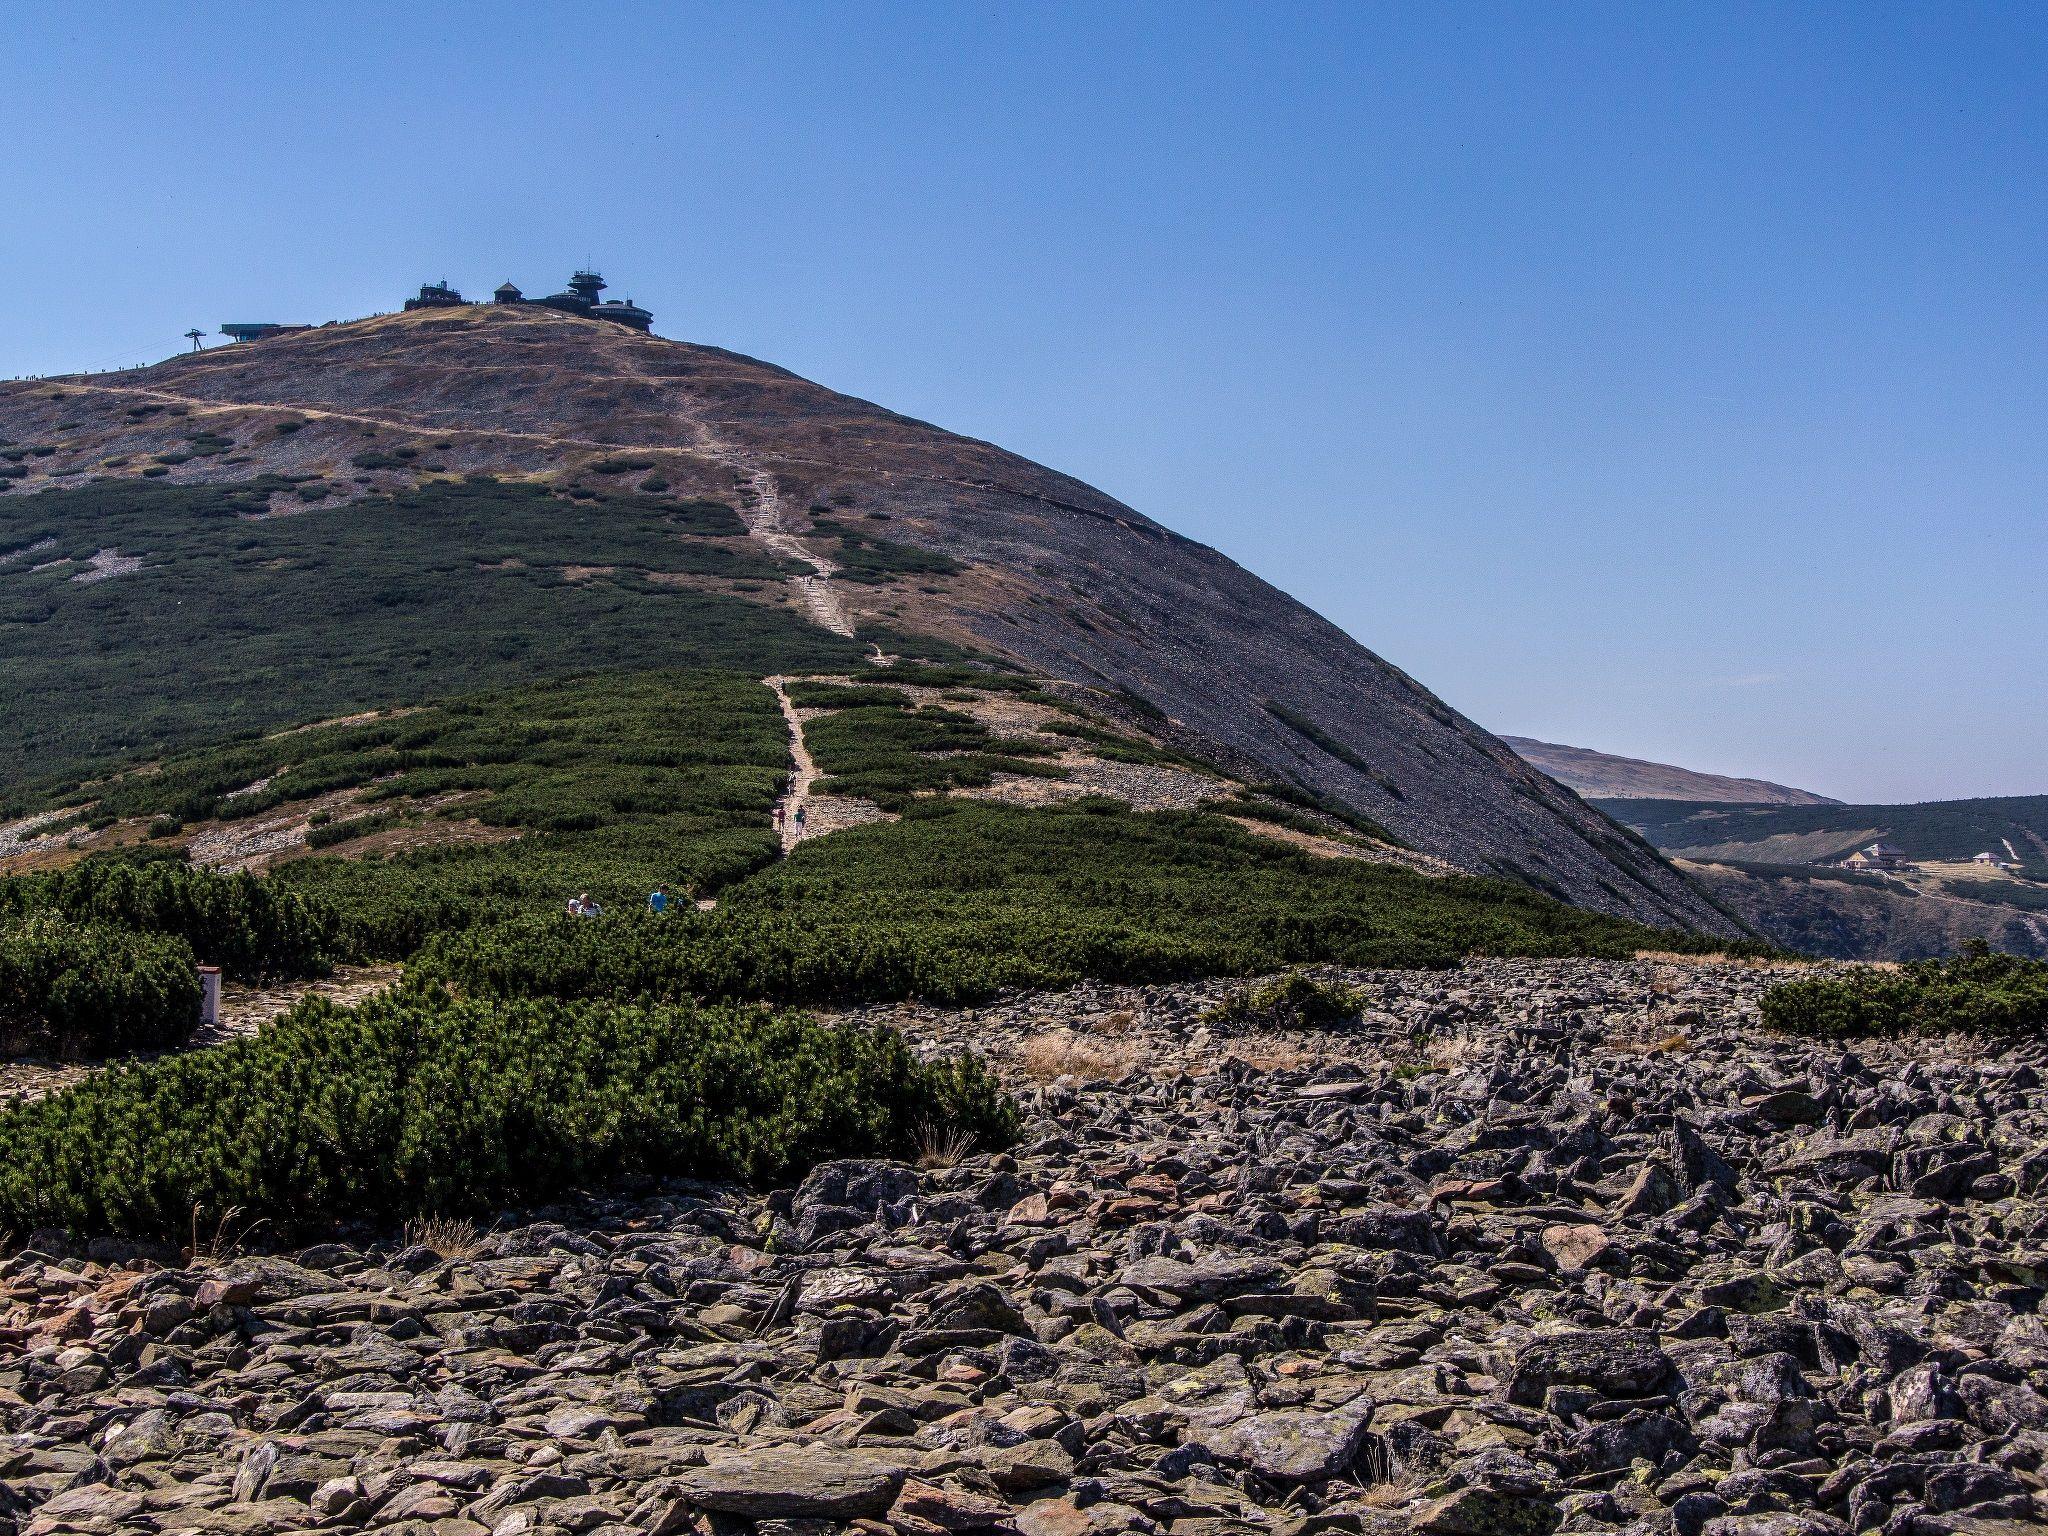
[1761,948,2048,1041]
[0,988,1017,1239]
[1203,971,1366,1029]
[0,915,200,1057]
[415,802,1730,1009]
[0,859,333,979]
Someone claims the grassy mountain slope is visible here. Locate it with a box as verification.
[5,671,1736,1006]
[0,303,1735,936]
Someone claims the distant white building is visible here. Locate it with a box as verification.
[1972,850,2021,870]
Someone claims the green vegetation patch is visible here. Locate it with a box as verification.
[55,672,794,958]
[802,693,1067,811]
[0,477,864,797]
[0,915,200,1057]
[1944,879,2048,913]
[416,800,1727,1009]
[811,519,965,585]
[0,987,1017,1240]
[0,858,332,980]
[785,682,911,710]
[1263,698,1402,799]
[1761,948,2048,1041]
[1202,971,1367,1029]
[1601,796,2048,878]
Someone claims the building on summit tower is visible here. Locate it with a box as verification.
[418,271,654,332]
[527,270,653,331]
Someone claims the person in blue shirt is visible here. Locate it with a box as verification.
[648,887,668,915]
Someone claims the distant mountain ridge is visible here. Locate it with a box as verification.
[1504,737,1837,806]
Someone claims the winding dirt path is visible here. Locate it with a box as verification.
[767,676,821,851]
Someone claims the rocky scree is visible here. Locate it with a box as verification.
[4,958,2048,1536]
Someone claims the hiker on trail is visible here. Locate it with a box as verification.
[773,804,785,830]
[648,887,668,915]
[793,803,807,833]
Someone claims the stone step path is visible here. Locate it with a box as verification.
[729,466,855,638]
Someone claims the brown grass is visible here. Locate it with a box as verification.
[184,1205,267,1266]
[1225,1041,1315,1073]
[1633,949,1811,970]
[1353,1472,1429,1510]
[1016,1031,1140,1083]
[1607,1031,1691,1056]
[915,1122,978,1169]
[402,1215,487,1261]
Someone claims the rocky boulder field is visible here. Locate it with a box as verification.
[6,958,2048,1536]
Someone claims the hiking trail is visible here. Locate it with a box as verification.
[767,676,821,852]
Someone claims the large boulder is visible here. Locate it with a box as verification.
[1505,1329,1679,1407]
[674,1447,906,1519]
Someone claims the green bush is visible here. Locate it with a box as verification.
[0,989,1017,1239]
[0,916,200,1057]
[305,810,404,849]
[1203,971,1366,1029]
[804,699,1067,810]
[0,859,332,979]
[1761,949,2048,1041]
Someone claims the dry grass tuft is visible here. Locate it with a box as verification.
[402,1214,487,1261]
[1017,1031,1140,1083]
[1608,1031,1691,1056]
[1353,1472,1430,1509]
[184,1204,266,1266]
[915,1122,978,1169]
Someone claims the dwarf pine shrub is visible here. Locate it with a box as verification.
[0,988,1018,1240]
[0,859,333,979]
[0,915,200,1057]
[1202,971,1367,1029]
[1761,948,2048,1041]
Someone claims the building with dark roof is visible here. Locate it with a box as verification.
[219,323,308,343]
[403,281,465,311]
[489,270,654,331]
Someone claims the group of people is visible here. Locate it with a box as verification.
[566,801,805,919]
[566,888,681,917]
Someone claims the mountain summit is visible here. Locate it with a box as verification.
[0,301,1733,935]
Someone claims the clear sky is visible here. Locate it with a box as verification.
[5,2,2042,803]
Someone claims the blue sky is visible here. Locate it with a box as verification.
[4,2,2042,802]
